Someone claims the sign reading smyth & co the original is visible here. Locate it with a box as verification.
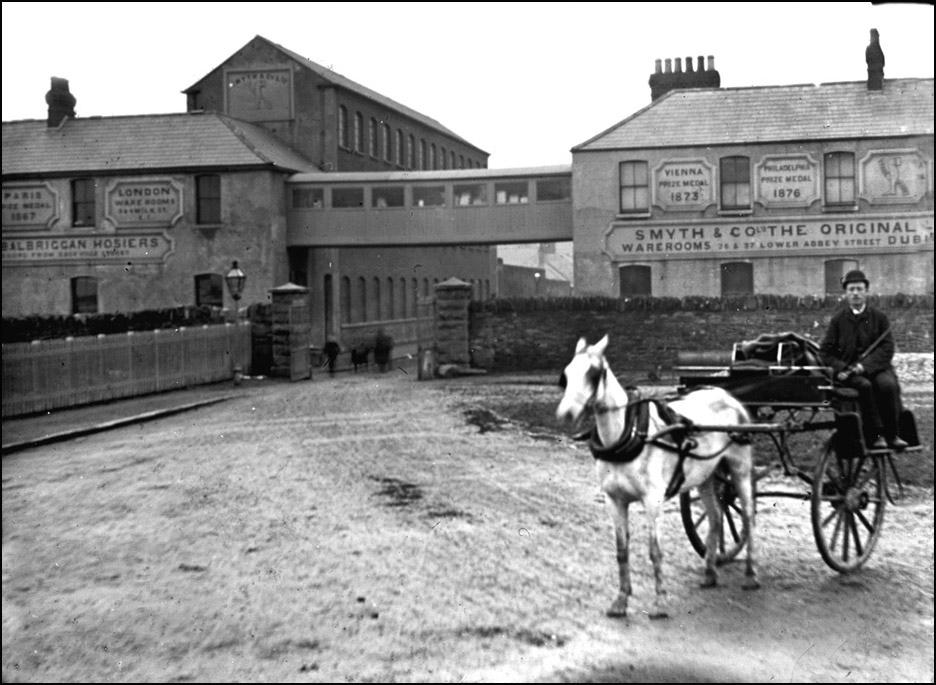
[755,155,819,207]
[604,213,934,261]
[1,233,174,266]
[104,178,183,228]
[1,183,60,229]
[652,159,714,211]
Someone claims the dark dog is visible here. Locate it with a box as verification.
[350,346,371,372]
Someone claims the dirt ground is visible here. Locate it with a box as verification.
[2,371,933,683]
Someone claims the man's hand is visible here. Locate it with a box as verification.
[836,363,864,382]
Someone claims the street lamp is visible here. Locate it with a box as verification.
[224,260,246,384]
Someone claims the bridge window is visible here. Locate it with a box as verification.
[450,151,456,169]
[369,118,378,157]
[721,262,754,296]
[419,139,427,170]
[440,146,447,169]
[71,276,98,314]
[824,151,856,207]
[825,258,859,294]
[536,177,571,201]
[372,186,405,208]
[332,187,364,208]
[292,187,323,208]
[619,265,651,297]
[720,156,751,210]
[408,135,416,169]
[454,183,487,206]
[395,129,404,165]
[195,273,224,307]
[413,185,446,207]
[619,161,649,213]
[495,181,529,204]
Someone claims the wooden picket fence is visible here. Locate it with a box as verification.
[1,322,251,418]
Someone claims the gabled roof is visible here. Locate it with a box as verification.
[2,112,318,176]
[573,79,934,152]
[186,35,487,155]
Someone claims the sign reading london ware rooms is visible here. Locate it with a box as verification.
[105,179,183,228]
[605,214,934,260]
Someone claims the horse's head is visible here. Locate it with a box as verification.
[556,334,611,426]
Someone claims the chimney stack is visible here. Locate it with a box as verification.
[649,54,720,101]
[866,28,884,91]
[45,77,76,127]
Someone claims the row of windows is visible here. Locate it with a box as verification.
[619,152,865,214]
[292,177,572,209]
[619,258,859,297]
[337,105,483,170]
[67,175,222,228]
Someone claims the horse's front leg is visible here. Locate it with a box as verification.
[604,494,631,618]
[646,499,669,619]
[698,477,720,588]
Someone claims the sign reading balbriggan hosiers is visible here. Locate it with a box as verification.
[105,179,183,228]
[2,233,174,266]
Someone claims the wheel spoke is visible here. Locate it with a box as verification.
[693,510,707,529]
[829,508,844,550]
[822,502,843,528]
[842,512,851,560]
[849,514,865,557]
[855,508,877,535]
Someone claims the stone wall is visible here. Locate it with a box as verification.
[468,295,934,373]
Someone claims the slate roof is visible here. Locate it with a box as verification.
[186,35,487,155]
[2,112,318,177]
[574,79,934,152]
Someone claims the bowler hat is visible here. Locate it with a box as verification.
[841,269,869,288]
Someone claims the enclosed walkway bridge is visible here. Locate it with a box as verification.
[286,165,573,247]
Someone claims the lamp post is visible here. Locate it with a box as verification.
[225,261,246,384]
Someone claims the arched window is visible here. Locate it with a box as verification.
[369,118,378,157]
[338,106,349,148]
[399,277,407,317]
[383,123,392,162]
[354,112,363,152]
[408,134,416,169]
[419,139,426,170]
[386,277,395,319]
[619,265,652,297]
[357,276,367,323]
[71,276,98,314]
[372,277,382,320]
[396,130,404,166]
[430,143,437,170]
[720,262,754,296]
[440,146,447,169]
[340,276,351,324]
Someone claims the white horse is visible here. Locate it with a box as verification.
[556,335,759,618]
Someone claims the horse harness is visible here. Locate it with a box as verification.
[583,389,750,500]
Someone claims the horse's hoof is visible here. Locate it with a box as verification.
[700,574,718,589]
[742,577,761,591]
[606,597,628,618]
[649,608,670,620]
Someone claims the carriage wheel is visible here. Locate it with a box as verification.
[810,439,885,573]
[679,464,749,565]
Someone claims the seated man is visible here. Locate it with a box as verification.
[820,269,907,450]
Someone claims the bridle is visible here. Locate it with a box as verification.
[559,352,628,416]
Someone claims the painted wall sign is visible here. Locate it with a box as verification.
[860,150,928,204]
[224,68,292,122]
[755,155,819,207]
[604,213,933,261]
[652,159,714,211]
[104,179,183,228]
[2,232,174,266]
[1,183,59,229]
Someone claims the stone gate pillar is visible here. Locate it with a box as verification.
[434,277,472,367]
[269,282,311,380]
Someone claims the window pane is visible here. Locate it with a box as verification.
[72,179,96,227]
[332,187,364,208]
[197,175,221,224]
[413,186,446,207]
[720,262,753,296]
[494,181,529,204]
[292,187,324,208]
[619,161,648,212]
[372,186,405,208]
[71,277,98,314]
[454,184,487,206]
[195,274,223,307]
[620,265,651,297]
[536,178,571,201]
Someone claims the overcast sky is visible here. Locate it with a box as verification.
[2,2,933,169]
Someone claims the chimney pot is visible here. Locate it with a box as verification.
[697,56,705,72]
[45,76,76,128]
[707,56,715,71]
[654,58,662,74]
[685,56,694,72]
[664,58,672,74]
[675,57,682,73]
